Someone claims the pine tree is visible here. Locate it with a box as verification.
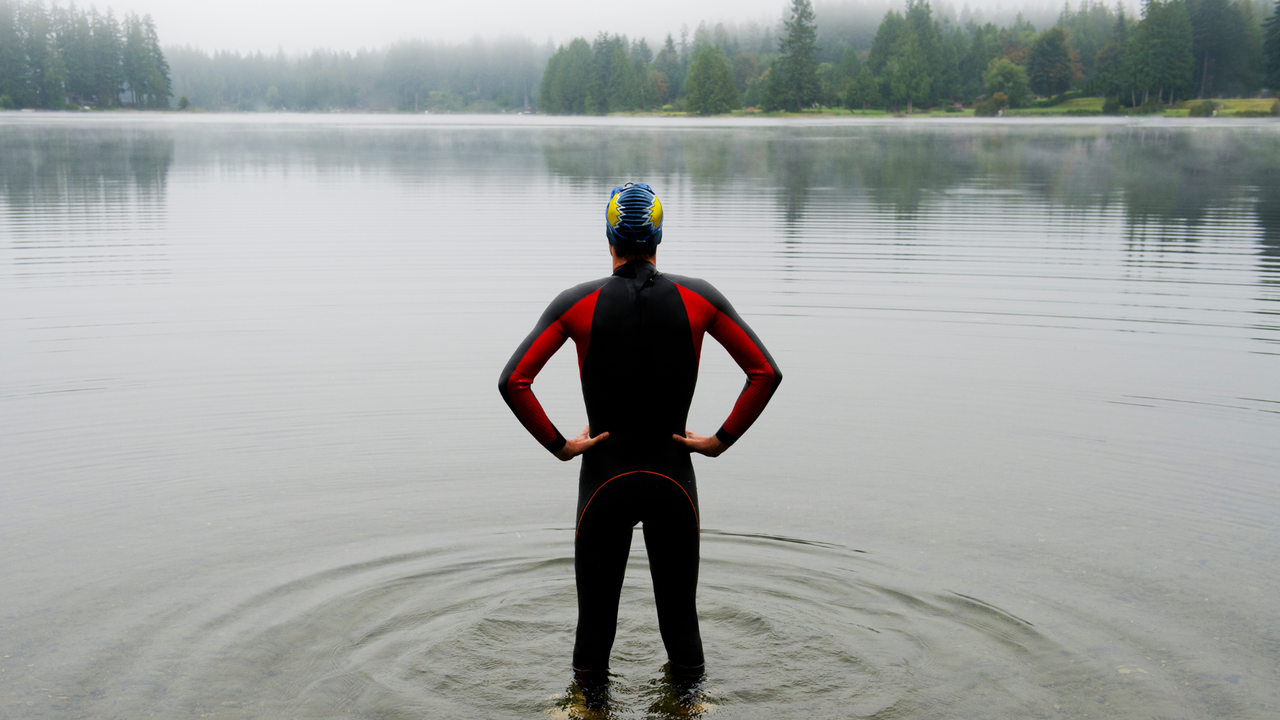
[539,38,593,114]
[121,11,146,105]
[887,24,931,112]
[1027,26,1075,96]
[778,0,820,110]
[0,0,26,106]
[1132,0,1194,103]
[142,14,170,108]
[903,0,942,106]
[832,45,861,98]
[653,34,682,103]
[845,64,878,109]
[91,8,122,107]
[18,0,66,107]
[759,59,785,111]
[1265,0,1280,90]
[684,45,739,115]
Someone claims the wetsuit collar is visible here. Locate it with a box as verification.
[613,259,658,280]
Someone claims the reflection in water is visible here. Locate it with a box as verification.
[2,116,1278,720]
[1,121,173,285]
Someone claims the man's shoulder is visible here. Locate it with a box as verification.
[660,273,727,303]
[545,276,612,312]
[558,275,613,299]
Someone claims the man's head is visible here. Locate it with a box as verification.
[605,182,663,261]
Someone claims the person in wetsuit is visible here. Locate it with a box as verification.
[498,182,782,696]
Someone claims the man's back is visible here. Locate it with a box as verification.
[499,260,780,474]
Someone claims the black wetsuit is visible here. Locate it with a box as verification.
[499,260,781,676]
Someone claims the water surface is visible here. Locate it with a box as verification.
[2,113,1279,719]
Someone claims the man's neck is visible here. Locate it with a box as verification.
[610,251,657,272]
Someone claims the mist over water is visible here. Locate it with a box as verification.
[2,114,1279,719]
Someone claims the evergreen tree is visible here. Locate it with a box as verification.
[1265,0,1280,90]
[1187,0,1261,96]
[0,0,26,105]
[903,0,942,106]
[887,24,930,111]
[632,38,652,64]
[18,0,66,107]
[867,10,904,75]
[52,3,88,105]
[845,64,878,109]
[958,23,1003,101]
[121,11,146,105]
[778,0,820,110]
[832,45,861,98]
[1027,26,1076,95]
[653,34,682,103]
[1057,0,1121,84]
[759,59,785,110]
[539,38,593,113]
[1132,0,1195,103]
[595,35,637,112]
[91,8,122,106]
[1093,39,1129,97]
[684,45,739,114]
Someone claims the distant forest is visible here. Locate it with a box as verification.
[543,0,1280,114]
[1,0,1278,112]
[0,0,170,109]
[164,40,548,112]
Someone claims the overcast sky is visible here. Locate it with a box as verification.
[128,0,1100,54]
[130,0,777,53]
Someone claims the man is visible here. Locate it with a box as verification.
[498,182,782,701]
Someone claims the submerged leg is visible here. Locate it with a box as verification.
[642,483,704,671]
[572,508,634,673]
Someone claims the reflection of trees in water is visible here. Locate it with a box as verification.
[1,123,175,284]
[0,125,174,210]
[539,123,1280,291]
[1255,169,1280,284]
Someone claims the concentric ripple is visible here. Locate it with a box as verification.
[50,527,1193,720]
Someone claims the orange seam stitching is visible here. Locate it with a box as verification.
[575,470,699,539]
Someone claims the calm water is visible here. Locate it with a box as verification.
[2,113,1279,719]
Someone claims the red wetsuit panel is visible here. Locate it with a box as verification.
[500,287,600,450]
[675,282,780,442]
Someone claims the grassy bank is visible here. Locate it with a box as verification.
[608,96,1279,119]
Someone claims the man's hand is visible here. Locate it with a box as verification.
[554,425,610,461]
[672,430,727,457]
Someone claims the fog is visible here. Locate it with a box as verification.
[131,0,1138,55]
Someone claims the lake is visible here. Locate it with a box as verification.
[2,113,1278,719]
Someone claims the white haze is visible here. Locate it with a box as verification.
[128,0,1140,55]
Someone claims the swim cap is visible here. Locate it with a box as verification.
[605,182,663,253]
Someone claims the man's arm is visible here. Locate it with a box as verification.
[671,278,783,454]
[498,281,605,456]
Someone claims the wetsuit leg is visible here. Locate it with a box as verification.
[573,470,703,674]
[572,490,636,673]
[643,504,704,671]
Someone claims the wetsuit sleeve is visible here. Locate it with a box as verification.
[498,282,602,454]
[673,278,782,446]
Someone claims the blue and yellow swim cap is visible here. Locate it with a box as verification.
[605,182,663,253]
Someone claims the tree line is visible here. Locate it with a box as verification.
[540,0,1280,115]
[166,38,549,112]
[3,0,1278,113]
[0,0,170,109]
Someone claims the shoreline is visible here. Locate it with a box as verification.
[4,102,1278,123]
